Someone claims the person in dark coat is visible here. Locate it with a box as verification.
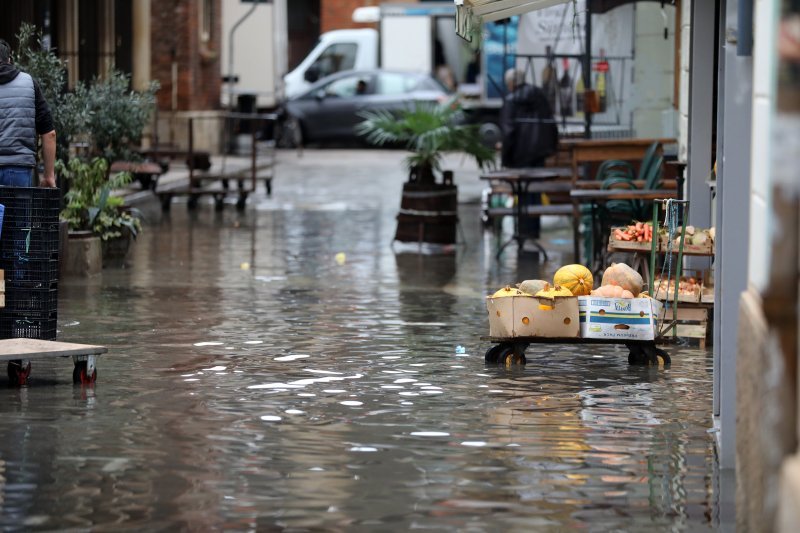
[500,68,558,239]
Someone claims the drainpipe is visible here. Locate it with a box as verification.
[227,2,259,111]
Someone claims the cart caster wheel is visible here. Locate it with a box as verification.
[502,351,526,366]
[7,360,31,386]
[627,346,648,365]
[485,344,508,363]
[73,362,97,385]
[654,347,671,366]
[188,195,199,210]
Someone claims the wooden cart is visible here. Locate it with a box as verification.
[482,336,671,366]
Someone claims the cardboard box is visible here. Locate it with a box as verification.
[487,295,579,338]
[578,296,662,341]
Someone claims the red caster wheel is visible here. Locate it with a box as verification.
[73,361,97,385]
[8,360,31,386]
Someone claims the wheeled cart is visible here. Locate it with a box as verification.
[482,336,671,366]
[0,338,108,386]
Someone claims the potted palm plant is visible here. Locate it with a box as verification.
[58,158,142,272]
[357,100,495,246]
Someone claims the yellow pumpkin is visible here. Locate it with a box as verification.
[554,264,594,296]
[535,285,573,299]
[491,285,526,298]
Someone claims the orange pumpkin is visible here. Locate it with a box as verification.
[554,264,594,296]
[601,263,643,295]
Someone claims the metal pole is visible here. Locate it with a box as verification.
[583,2,592,139]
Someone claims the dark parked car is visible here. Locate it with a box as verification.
[279,69,451,146]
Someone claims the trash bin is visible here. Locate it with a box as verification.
[237,94,257,134]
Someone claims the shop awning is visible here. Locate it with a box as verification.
[455,0,571,38]
[454,0,647,37]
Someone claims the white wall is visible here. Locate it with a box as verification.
[748,0,779,291]
[631,3,676,138]
[221,0,276,108]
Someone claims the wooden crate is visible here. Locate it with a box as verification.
[659,304,711,349]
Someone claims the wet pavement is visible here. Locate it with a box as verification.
[0,150,720,530]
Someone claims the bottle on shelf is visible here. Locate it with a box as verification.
[558,58,573,117]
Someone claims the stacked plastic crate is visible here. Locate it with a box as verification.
[0,187,60,340]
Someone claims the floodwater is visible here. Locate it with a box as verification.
[0,151,719,530]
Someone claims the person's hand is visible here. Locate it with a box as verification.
[39,174,56,188]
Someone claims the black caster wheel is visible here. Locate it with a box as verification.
[627,345,648,365]
[485,344,510,363]
[73,361,97,385]
[502,349,526,366]
[187,195,199,210]
[7,360,31,386]
[654,347,671,366]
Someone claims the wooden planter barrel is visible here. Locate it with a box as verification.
[395,182,458,245]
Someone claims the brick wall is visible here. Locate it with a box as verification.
[151,0,222,112]
[320,0,417,33]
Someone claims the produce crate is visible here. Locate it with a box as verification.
[0,187,60,341]
[659,233,714,255]
[607,224,656,252]
[487,295,580,338]
[0,186,60,225]
[659,304,712,349]
[0,310,57,341]
[0,224,60,262]
[0,259,58,287]
[3,287,58,314]
[608,228,655,252]
[652,270,704,303]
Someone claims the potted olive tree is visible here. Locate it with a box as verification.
[357,99,495,246]
[14,24,157,272]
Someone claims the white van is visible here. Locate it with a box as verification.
[283,29,378,99]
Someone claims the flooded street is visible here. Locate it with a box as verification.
[0,150,719,530]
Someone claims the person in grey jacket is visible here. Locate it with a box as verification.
[0,38,56,188]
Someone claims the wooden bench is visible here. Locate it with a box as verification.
[154,114,277,212]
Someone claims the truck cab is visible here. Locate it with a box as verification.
[283,29,378,99]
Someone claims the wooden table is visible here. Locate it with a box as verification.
[480,168,568,260]
[561,137,677,185]
[558,138,677,262]
[571,188,678,271]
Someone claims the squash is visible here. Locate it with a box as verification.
[591,285,635,298]
[535,285,573,299]
[518,279,550,296]
[553,264,593,296]
[601,263,643,295]
[491,285,527,298]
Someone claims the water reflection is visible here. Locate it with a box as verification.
[0,172,718,529]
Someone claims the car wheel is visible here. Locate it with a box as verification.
[279,115,304,148]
